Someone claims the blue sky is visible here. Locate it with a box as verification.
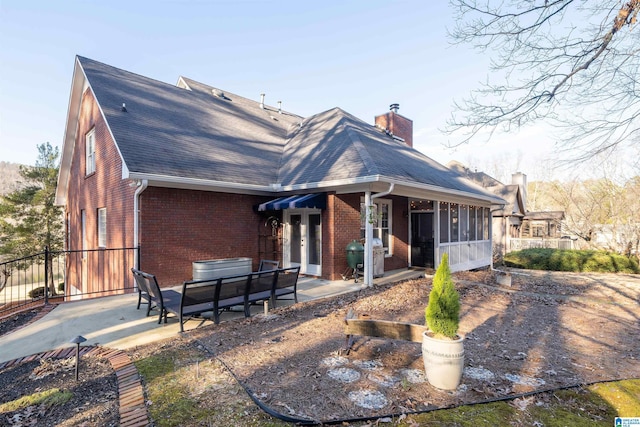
[0,1,556,181]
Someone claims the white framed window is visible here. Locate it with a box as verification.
[360,198,393,255]
[86,128,96,175]
[98,208,107,248]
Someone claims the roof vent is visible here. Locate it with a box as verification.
[121,103,127,112]
[212,89,225,98]
[277,101,282,114]
[260,93,265,109]
[389,103,399,113]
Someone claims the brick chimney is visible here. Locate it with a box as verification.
[512,172,527,211]
[374,104,413,147]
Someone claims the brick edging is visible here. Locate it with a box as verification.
[0,346,149,427]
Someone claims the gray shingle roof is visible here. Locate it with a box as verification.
[75,56,500,202]
[487,184,523,216]
[79,56,301,186]
[280,108,499,196]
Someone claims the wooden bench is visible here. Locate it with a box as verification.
[132,266,300,332]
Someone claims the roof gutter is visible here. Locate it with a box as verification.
[363,183,394,287]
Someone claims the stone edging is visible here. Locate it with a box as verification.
[0,346,149,427]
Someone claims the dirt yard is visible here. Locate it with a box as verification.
[1,269,638,425]
[189,269,639,423]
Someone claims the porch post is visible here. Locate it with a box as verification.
[365,183,394,287]
[364,191,373,287]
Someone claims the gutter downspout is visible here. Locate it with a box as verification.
[364,183,394,287]
[133,179,148,270]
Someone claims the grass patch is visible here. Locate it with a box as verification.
[135,347,210,427]
[591,379,640,417]
[401,380,640,427]
[0,388,73,413]
[135,341,640,426]
[503,248,639,273]
[135,344,290,427]
[401,401,518,426]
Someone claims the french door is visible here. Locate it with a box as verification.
[285,209,322,276]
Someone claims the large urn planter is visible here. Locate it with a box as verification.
[423,253,464,390]
[422,331,465,390]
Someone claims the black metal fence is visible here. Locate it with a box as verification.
[0,247,138,318]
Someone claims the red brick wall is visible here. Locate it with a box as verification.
[140,188,268,286]
[325,194,409,280]
[323,193,361,280]
[374,112,413,147]
[64,88,136,296]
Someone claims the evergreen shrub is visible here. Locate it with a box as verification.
[425,253,460,339]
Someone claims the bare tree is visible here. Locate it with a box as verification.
[448,0,640,164]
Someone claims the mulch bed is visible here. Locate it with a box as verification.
[1,269,638,425]
[190,270,640,423]
[0,356,119,426]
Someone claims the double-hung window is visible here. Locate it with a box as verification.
[86,129,96,175]
[360,199,393,255]
[98,208,107,248]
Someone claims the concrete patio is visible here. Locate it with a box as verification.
[0,269,425,364]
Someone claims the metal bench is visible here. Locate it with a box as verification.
[132,266,301,332]
[131,268,182,324]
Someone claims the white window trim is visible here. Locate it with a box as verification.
[360,198,393,256]
[98,207,107,248]
[86,128,96,175]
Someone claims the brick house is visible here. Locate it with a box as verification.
[55,56,503,296]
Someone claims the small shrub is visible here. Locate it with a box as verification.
[28,286,46,299]
[57,282,65,292]
[425,253,460,339]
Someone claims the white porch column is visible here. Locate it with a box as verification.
[364,191,373,287]
[364,183,395,287]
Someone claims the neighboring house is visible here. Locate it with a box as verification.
[448,161,567,255]
[520,211,565,239]
[55,56,504,296]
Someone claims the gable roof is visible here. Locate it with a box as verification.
[56,56,503,206]
[447,160,502,188]
[447,160,523,215]
[486,184,525,217]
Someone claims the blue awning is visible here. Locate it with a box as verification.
[258,193,326,211]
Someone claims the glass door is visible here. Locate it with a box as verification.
[307,213,321,276]
[411,212,434,268]
[285,210,322,276]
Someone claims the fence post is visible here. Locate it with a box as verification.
[44,246,49,304]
